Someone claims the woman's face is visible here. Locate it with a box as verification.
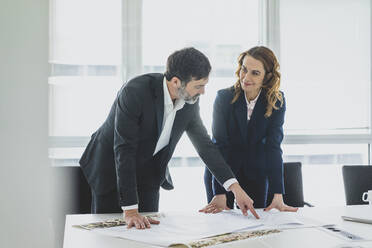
[239,55,265,95]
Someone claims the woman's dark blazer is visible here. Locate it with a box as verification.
[211,87,286,196]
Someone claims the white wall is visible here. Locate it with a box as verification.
[0,0,52,247]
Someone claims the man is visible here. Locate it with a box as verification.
[80,47,259,230]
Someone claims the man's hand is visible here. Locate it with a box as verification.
[229,183,260,219]
[264,194,298,212]
[124,209,160,229]
[199,194,230,214]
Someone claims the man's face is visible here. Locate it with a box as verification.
[178,77,208,104]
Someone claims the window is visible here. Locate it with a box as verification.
[279,0,371,135]
[49,0,122,163]
[283,144,369,165]
[142,0,261,157]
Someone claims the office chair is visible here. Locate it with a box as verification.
[342,165,372,205]
[267,162,313,207]
[52,166,92,248]
[77,167,92,213]
[52,166,92,214]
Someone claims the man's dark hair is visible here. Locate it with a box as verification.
[164,47,211,84]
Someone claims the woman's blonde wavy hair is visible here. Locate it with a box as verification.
[232,46,283,118]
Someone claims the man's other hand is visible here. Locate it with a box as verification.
[124,209,160,229]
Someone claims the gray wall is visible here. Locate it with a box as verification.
[0,0,52,247]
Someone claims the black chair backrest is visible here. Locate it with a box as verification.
[267,162,307,207]
[342,165,372,205]
[283,162,305,207]
[52,166,92,248]
[77,167,92,213]
[53,166,91,214]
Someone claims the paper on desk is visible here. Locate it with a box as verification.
[91,209,326,247]
[228,209,325,233]
[258,209,325,230]
[94,211,262,247]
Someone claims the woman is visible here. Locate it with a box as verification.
[200,46,297,213]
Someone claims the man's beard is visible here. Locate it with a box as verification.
[178,86,199,104]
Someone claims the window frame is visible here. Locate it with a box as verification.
[49,0,372,165]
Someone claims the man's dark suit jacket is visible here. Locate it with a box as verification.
[79,73,235,207]
[211,87,286,195]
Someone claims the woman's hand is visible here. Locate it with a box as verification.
[264,194,298,212]
[199,194,230,214]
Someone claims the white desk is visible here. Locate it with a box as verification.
[63,205,372,248]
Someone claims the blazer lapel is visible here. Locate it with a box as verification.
[247,91,266,136]
[153,75,164,139]
[233,93,248,142]
[169,99,189,147]
[168,110,182,146]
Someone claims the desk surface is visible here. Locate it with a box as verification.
[63,205,372,248]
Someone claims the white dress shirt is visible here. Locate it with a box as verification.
[153,78,185,155]
[244,89,261,120]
